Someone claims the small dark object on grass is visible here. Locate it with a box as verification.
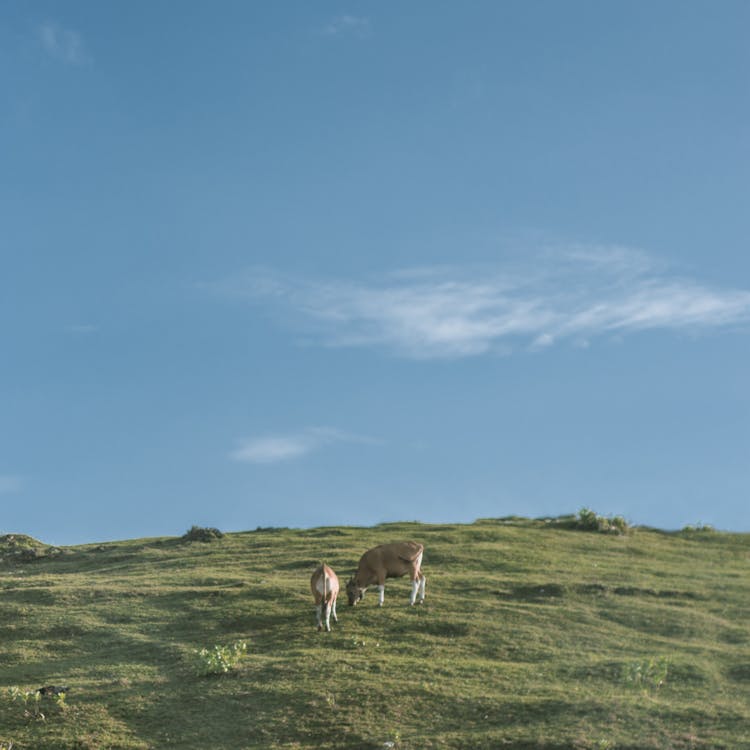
[37,685,70,696]
[182,526,224,542]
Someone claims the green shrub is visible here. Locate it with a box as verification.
[4,686,67,723]
[577,508,599,531]
[682,523,715,534]
[576,508,629,535]
[182,526,224,542]
[623,657,670,691]
[193,641,247,676]
[609,515,629,534]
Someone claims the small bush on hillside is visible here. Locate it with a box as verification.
[623,657,670,691]
[576,508,629,535]
[682,523,715,534]
[182,526,224,542]
[608,515,629,534]
[193,641,247,676]
[4,686,68,723]
[576,508,599,530]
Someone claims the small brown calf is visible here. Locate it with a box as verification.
[310,563,339,632]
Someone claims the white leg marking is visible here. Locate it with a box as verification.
[332,599,338,622]
[419,575,426,602]
[410,579,418,605]
[378,584,385,606]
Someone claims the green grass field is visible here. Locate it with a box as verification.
[1,516,748,749]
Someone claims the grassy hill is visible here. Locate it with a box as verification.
[0,516,748,749]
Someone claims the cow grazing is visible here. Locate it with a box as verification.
[310,563,339,632]
[346,541,426,607]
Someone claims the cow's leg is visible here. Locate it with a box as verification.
[323,600,331,632]
[315,603,323,631]
[410,578,419,605]
[418,573,426,603]
[374,572,386,606]
[331,596,338,623]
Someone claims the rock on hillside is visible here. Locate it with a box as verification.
[0,533,64,562]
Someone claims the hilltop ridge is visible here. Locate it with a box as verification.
[1,516,748,749]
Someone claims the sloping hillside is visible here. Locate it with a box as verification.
[1,517,748,749]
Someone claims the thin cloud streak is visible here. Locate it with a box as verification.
[320,15,371,37]
[230,427,377,465]
[216,247,750,359]
[38,22,89,65]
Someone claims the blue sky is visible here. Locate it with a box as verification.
[2,2,749,544]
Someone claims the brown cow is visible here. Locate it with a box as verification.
[346,541,425,607]
[310,563,339,631]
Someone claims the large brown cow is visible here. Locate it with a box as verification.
[346,541,425,607]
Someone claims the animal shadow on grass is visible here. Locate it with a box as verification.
[388,617,471,639]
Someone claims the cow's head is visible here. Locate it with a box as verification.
[346,576,364,606]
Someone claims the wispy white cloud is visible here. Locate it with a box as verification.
[212,247,750,359]
[230,427,377,465]
[0,475,23,495]
[38,22,89,65]
[320,15,371,37]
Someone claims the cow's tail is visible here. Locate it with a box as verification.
[321,566,330,621]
